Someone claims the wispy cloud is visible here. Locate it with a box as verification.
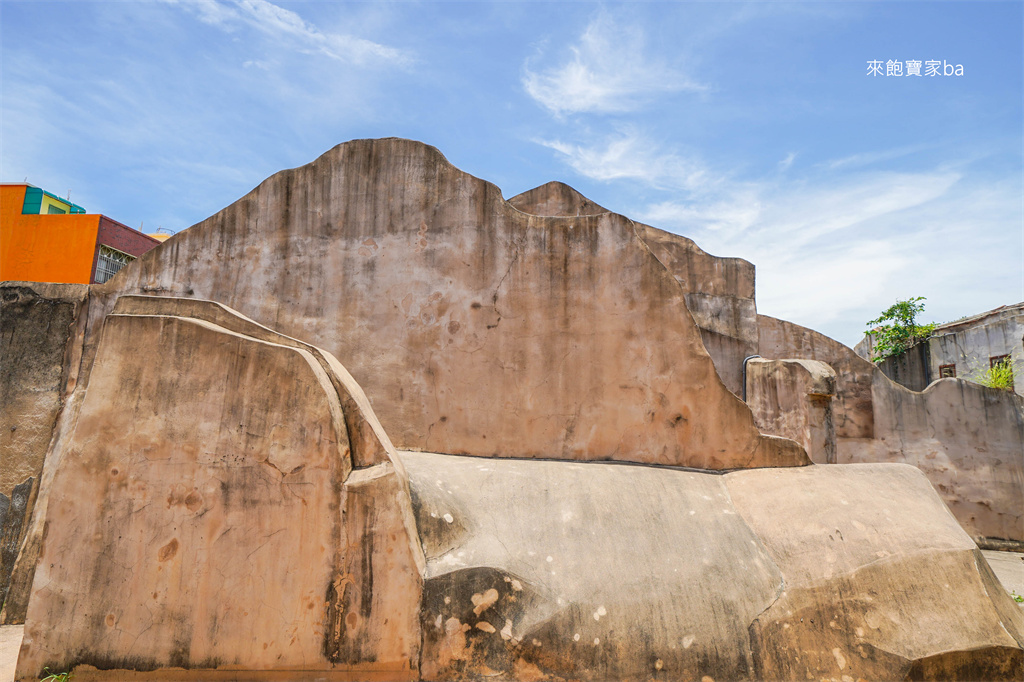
[523,13,705,116]
[536,131,1013,344]
[163,0,411,65]
[822,145,931,171]
[536,130,712,192]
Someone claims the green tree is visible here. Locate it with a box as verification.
[865,297,937,363]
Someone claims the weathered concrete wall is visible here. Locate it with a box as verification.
[877,340,932,391]
[758,314,1024,546]
[0,281,89,623]
[402,450,1023,681]
[758,314,875,441]
[745,358,837,464]
[929,304,1023,393]
[16,300,425,680]
[0,282,88,499]
[855,303,1024,394]
[508,183,758,397]
[84,138,804,470]
[507,180,609,218]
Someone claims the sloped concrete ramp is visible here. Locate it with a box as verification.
[401,451,1023,681]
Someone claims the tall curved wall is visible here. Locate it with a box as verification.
[81,138,803,470]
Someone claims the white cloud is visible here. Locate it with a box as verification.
[164,0,410,65]
[523,13,705,116]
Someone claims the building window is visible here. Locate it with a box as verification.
[46,204,67,215]
[94,245,134,284]
[938,364,956,378]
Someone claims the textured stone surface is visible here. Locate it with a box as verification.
[86,138,805,470]
[728,464,1024,681]
[0,282,89,624]
[758,313,1024,546]
[745,358,837,463]
[0,282,87,498]
[402,450,1023,681]
[509,183,758,397]
[15,300,423,680]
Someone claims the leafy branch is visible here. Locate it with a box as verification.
[865,297,937,363]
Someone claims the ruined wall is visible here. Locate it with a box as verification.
[745,358,837,464]
[758,314,1024,546]
[758,314,876,441]
[0,281,89,622]
[508,183,758,396]
[16,299,424,680]
[854,303,1024,394]
[876,340,933,391]
[928,305,1024,393]
[82,138,804,470]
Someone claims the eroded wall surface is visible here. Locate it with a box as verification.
[16,299,424,680]
[745,358,837,464]
[85,138,803,470]
[758,314,1024,546]
[0,281,88,623]
[508,183,758,397]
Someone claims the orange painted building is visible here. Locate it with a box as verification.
[1,184,160,285]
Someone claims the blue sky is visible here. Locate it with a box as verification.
[2,1,1021,346]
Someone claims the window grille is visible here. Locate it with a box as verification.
[938,364,956,378]
[95,245,134,284]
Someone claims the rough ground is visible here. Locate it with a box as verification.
[0,625,22,682]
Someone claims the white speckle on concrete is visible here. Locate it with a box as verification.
[546,555,553,562]
[682,635,695,649]
[593,638,600,645]
[443,513,454,523]
[573,633,580,642]
[593,605,607,621]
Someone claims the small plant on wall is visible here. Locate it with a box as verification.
[865,297,937,363]
[973,358,1015,391]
